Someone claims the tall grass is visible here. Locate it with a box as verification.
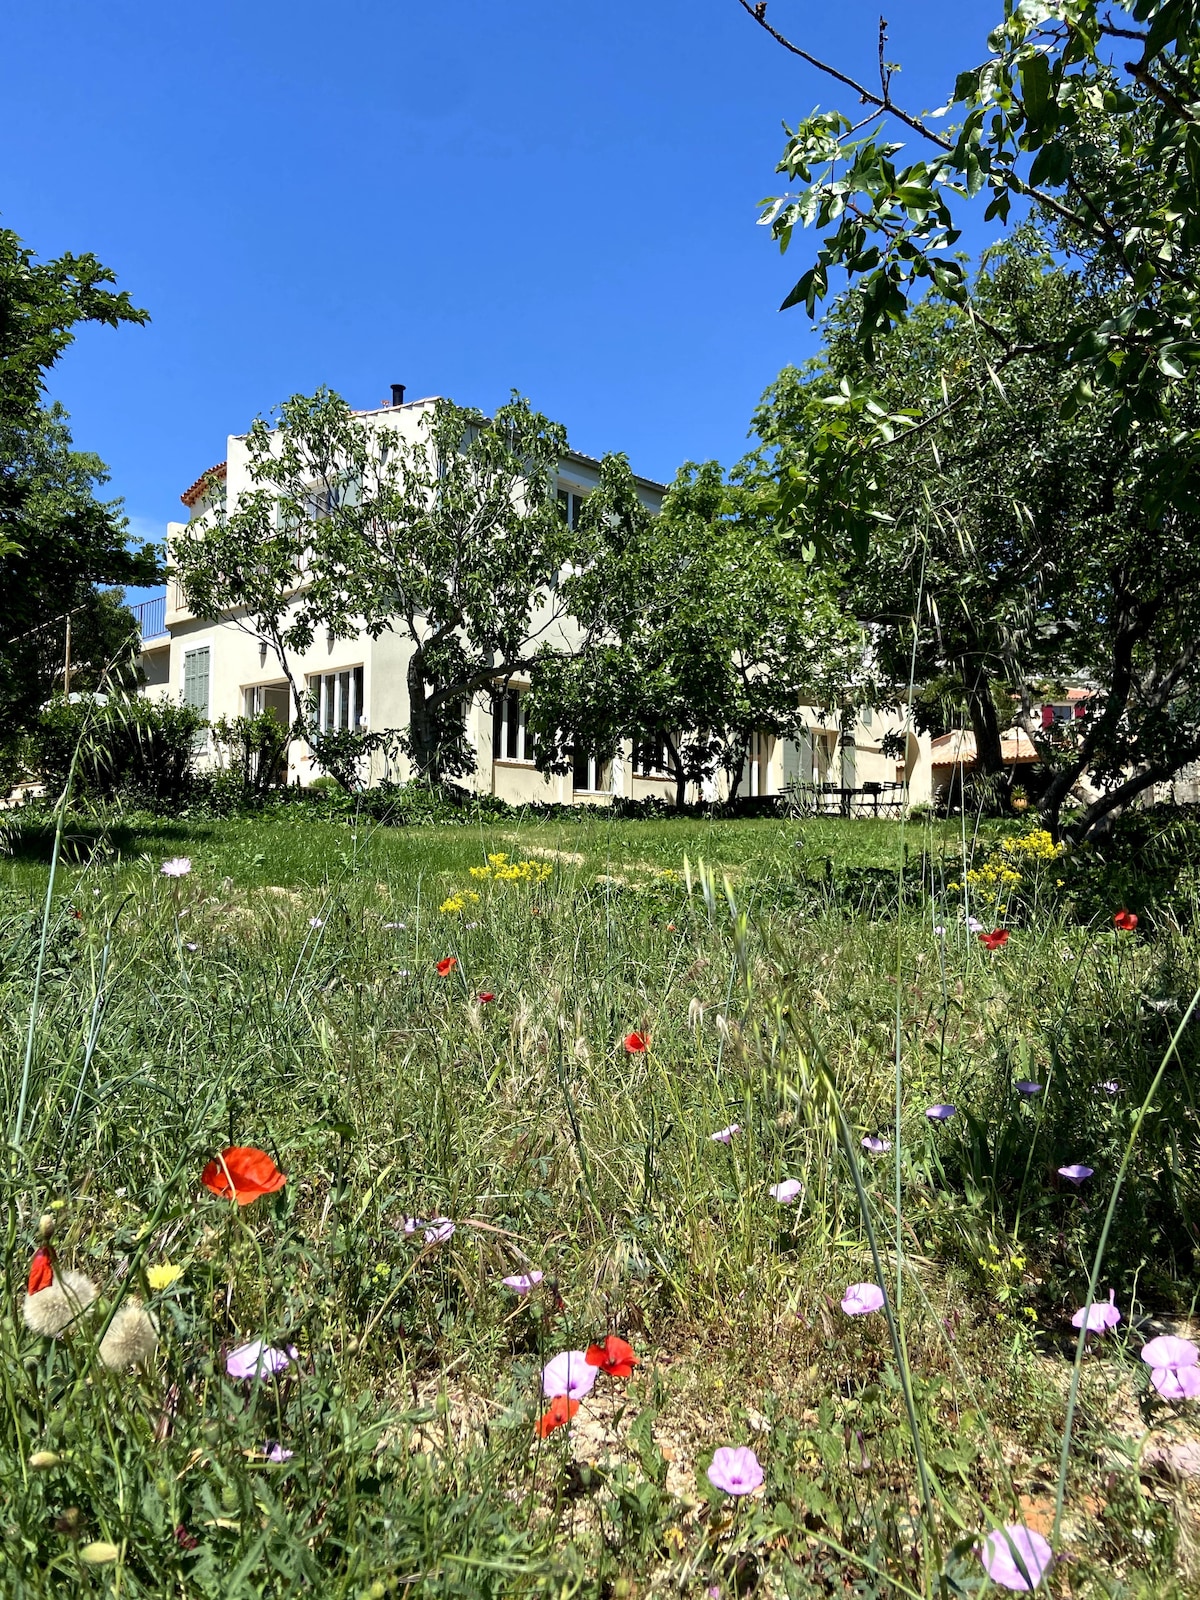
[0,814,1197,1596]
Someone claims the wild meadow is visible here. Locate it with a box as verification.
[2,805,1200,1598]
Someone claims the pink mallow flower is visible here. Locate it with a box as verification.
[768,1179,802,1205]
[706,1445,763,1497]
[1071,1290,1120,1333]
[226,1340,295,1380]
[709,1124,741,1144]
[1141,1335,1199,1370]
[841,1283,886,1317]
[502,1271,543,1294]
[541,1350,598,1401]
[423,1219,455,1245]
[1151,1366,1200,1400]
[977,1524,1053,1592]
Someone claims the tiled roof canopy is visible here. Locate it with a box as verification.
[180,462,227,507]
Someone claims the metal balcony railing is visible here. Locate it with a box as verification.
[132,593,167,641]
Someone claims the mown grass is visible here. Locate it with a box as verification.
[1,810,1198,1597]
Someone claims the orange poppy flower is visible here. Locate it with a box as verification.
[624,1031,648,1053]
[978,929,1009,951]
[436,957,458,977]
[478,991,495,1003]
[1113,909,1138,932]
[535,1394,580,1437]
[27,1247,54,1295]
[201,1146,287,1205]
[585,1335,640,1378]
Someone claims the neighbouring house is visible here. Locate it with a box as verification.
[134,387,934,808]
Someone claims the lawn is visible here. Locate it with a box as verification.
[1,807,1197,1597]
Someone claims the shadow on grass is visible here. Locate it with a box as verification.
[0,815,211,866]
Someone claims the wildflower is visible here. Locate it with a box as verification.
[535,1394,580,1437]
[541,1350,599,1401]
[861,1136,890,1154]
[23,1270,98,1337]
[436,957,458,976]
[925,1104,957,1122]
[1058,1164,1094,1185]
[624,1031,648,1052]
[1113,908,1138,932]
[967,915,984,933]
[80,1542,121,1565]
[769,1179,802,1205]
[308,917,324,929]
[175,1524,198,1549]
[226,1340,295,1380]
[184,941,198,952]
[478,991,495,1004]
[932,925,947,938]
[27,1247,54,1294]
[977,1524,1053,1592]
[160,858,191,878]
[147,1263,182,1291]
[99,1301,159,1370]
[1071,1290,1120,1333]
[1150,1366,1200,1400]
[263,1443,293,1463]
[1141,1335,1199,1370]
[709,1124,741,1144]
[979,929,1009,951]
[1015,1081,1042,1096]
[201,1146,286,1205]
[1098,1079,1121,1095]
[502,1271,543,1293]
[841,1283,886,1316]
[586,1335,639,1378]
[706,1445,763,1497]
[383,921,406,930]
[402,1217,420,1235]
[423,1219,455,1244]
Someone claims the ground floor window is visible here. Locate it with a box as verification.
[493,687,536,762]
[308,666,365,733]
[633,732,670,777]
[746,731,774,797]
[243,683,292,724]
[572,748,612,794]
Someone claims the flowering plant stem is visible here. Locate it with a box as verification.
[1052,982,1200,1544]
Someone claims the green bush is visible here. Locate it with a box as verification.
[28,695,203,809]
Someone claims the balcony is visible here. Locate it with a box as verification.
[132,593,168,644]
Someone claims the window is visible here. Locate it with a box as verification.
[746,731,774,797]
[557,488,587,529]
[633,732,670,777]
[182,646,210,752]
[308,666,365,733]
[493,688,536,763]
[244,684,291,724]
[572,747,612,793]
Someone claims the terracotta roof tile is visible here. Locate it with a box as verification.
[180,462,227,507]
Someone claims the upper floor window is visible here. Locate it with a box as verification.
[309,666,365,733]
[558,488,587,530]
[493,688,536,763]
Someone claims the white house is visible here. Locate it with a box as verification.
[137,387,933,809]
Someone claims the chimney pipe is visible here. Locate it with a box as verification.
[390,383,406,407]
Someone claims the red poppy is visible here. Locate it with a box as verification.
[624,1031,648,1053]
[436,957,458,977]
[201,1146,287,1206]
[978,929,1009,951]
[27,1247,54,1295]
[1114,909,1138,932]
[585,1335,640,1379]
[478,992,495,1004]
[535,1394,580,1438]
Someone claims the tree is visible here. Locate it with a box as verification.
[738,0,1200,430]
[753,231,1200,840]
[0,227,157,772]
[172,389,583,783]
[528,456,864,806]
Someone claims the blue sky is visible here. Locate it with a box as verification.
[4,0,1000,593]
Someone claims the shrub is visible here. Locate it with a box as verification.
[28,694,203,809]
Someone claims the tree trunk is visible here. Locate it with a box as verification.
[725,734,749,804]
[663,731,687,809]
[964,669,1005,777]
[406,650,439,782]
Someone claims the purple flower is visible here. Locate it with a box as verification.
[967,916,984,934]
[1071,1290,1120,1333]
[226,1340,295,1380]
[423,1218,455,1244]
[184,941,199,953]
[1098,1079,1121,1096]
[1015,1081,1042,1096]
[932,925,947,938]
[383,921,406,930]
[977,1524,1053,1592]
[1058,1164,1094,1185]
[768,1179,802,1205]
[542,1350,598,1401]
[1151,1366,1200,1400]
[502,1271,543,1294]
[263,1443,294,1463]
[160,857,192,879]
[709,1124,741,1144]
[308,917,325,929]
[706,1445,763,1498]
[1141,1335,1199,1370]
[925,1104,956,1122]
[861,1136,891,1154]
[841,1283,885,1316]
[402,1217,420,1235]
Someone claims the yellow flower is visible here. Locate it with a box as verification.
[146,1263,182,1292]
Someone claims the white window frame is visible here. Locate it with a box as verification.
[307,666,365,734]
[572,748,613,794]
[493,687,536,764]
[557,486,588,529]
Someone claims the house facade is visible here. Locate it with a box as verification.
[138,390,934,808]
